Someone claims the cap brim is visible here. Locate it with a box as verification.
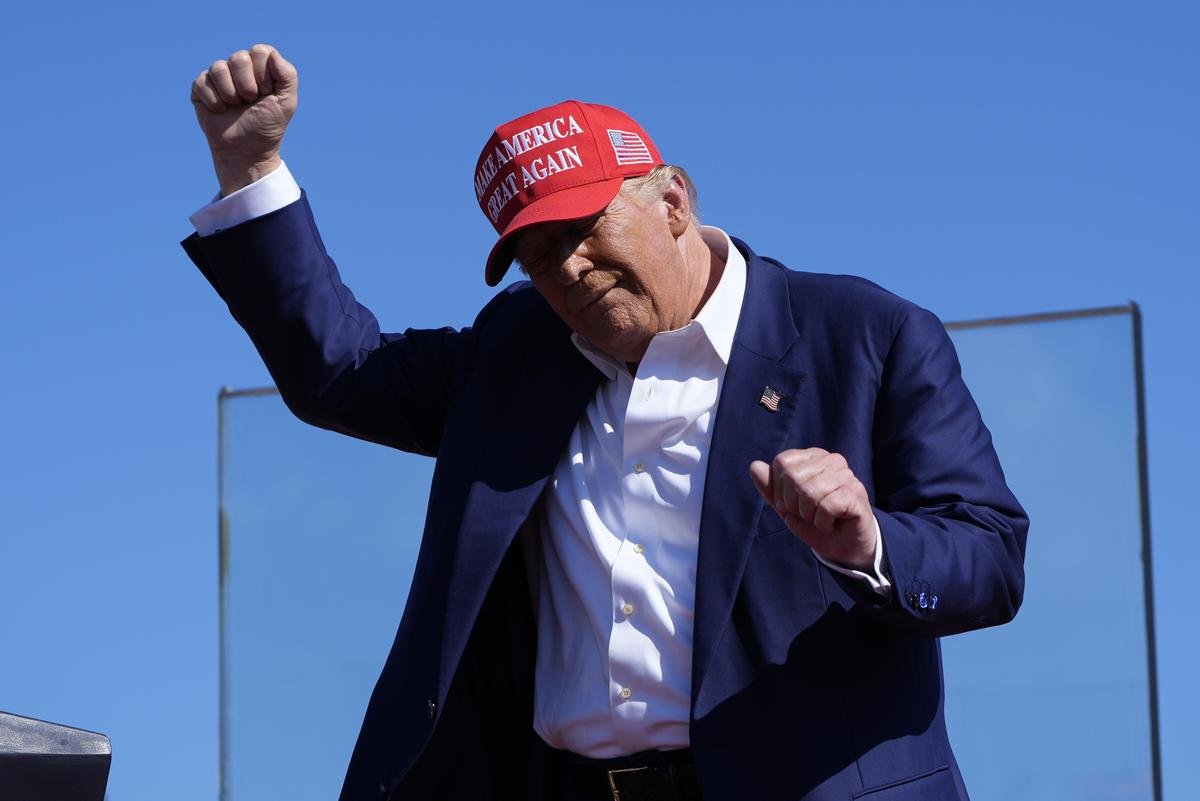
[484,177,625,286]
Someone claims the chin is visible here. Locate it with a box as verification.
[567,298,654,360]
[588,324,653,363]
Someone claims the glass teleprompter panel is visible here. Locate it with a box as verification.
[942,307,1157,801]
[218,389,433,801]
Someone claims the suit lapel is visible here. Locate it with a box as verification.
[439,322,602,687]
[691,244,805,708]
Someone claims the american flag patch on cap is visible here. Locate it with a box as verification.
[607,129,654,165]
[759,386,782,412]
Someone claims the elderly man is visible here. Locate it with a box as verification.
[184,45,1027,801]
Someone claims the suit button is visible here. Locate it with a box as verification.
[620,687,632,700]
[621,602,634,616]
[632,542,645,554]
[634,462,646,473]
[426,699,437,719]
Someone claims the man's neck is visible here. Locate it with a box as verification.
[622,225,727,377]
[682,224,727,323]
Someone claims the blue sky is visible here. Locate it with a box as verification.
[0,2,1195,799]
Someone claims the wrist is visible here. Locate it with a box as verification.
[831,524,879,572]
[210,152,282,197]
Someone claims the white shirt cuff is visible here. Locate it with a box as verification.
[189,161,302,236]
[813,516,892,598]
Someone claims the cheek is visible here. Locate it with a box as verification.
[620,244,679,313]
[623,219,680,277]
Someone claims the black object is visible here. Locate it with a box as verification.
[562,748,701,801]
[0,711,111,801]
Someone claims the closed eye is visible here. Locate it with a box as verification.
[525,250,550,276]
[515,211,603,276]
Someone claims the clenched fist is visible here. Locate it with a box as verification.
[750,448,878,571]
[191,44,298,196]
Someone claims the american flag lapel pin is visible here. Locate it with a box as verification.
[759,386,782,412]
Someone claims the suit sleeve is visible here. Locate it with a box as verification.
[181,192,495,456]
[860,306,1029,636]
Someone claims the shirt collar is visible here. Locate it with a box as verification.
[570,225,747,380]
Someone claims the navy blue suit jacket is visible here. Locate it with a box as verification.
[182,194,1028,801]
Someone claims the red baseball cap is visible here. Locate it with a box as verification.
[474,100,664,286]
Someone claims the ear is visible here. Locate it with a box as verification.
[662,173,693,238]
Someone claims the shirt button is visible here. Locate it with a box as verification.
[634,462,646,473]
[632,543,645,554]
[620,687,632,700]
[621,602,634,616]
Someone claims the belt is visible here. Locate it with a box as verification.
[562,748,702,801]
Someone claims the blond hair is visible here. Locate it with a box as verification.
[624,164,701,225]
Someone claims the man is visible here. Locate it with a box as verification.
[184,44,1028,801]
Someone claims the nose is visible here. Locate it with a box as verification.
[555,241,592,285]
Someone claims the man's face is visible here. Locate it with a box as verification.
[512,183,689,364]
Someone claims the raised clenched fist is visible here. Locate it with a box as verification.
[190,44,298,196]
[749,448,878,571]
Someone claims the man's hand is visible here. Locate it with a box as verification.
[191,44,298,197]
[750,449,878,571]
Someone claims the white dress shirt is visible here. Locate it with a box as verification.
[527,226,742,757]
[190,164,891,759]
